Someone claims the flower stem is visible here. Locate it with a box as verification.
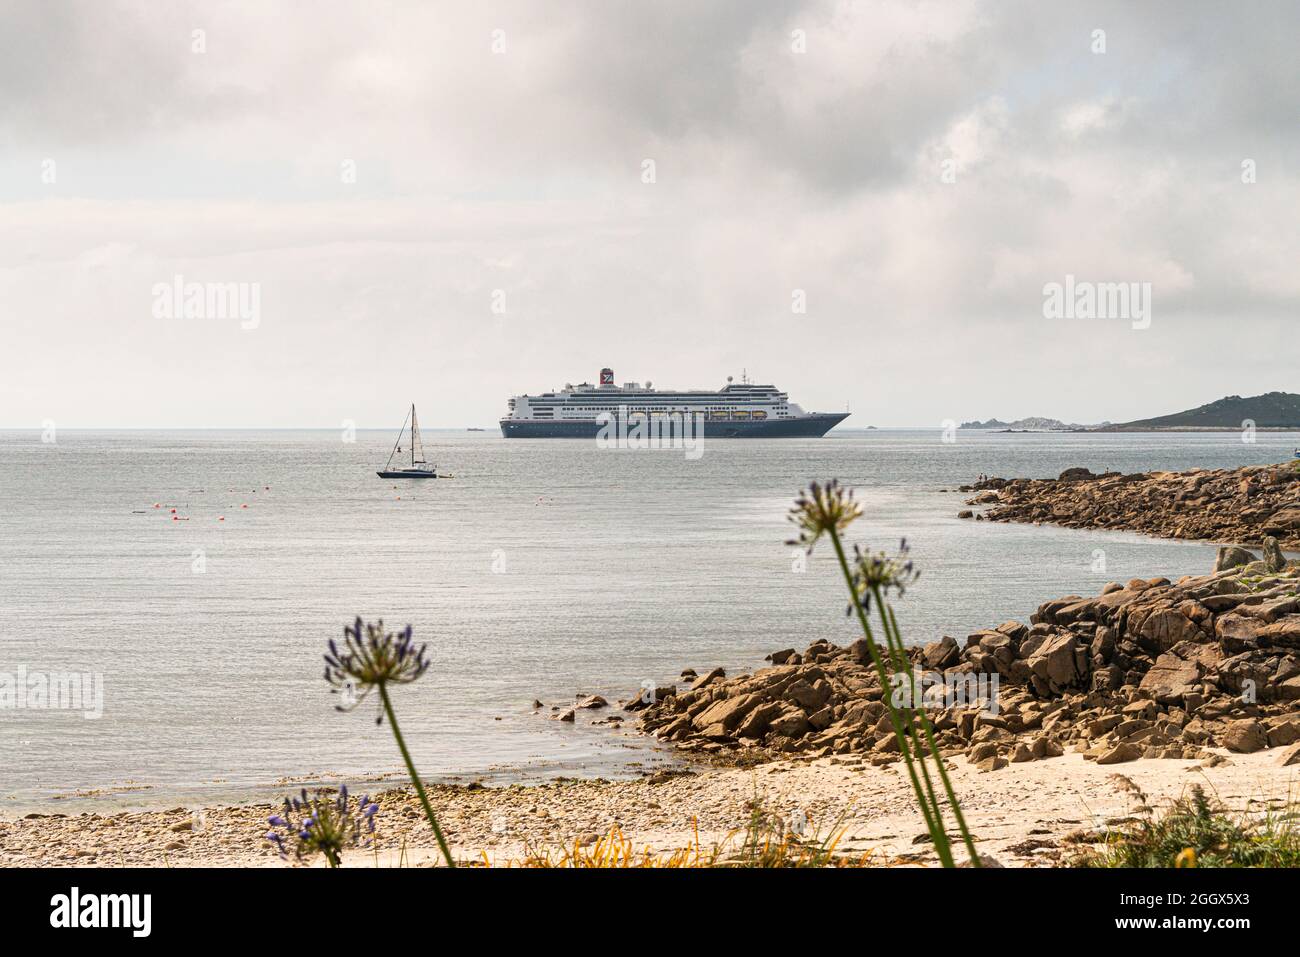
[880,598,980,864]
[827,528,951,865]
[379,683,455,867]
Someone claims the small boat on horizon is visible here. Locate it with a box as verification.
[377,404,439,479]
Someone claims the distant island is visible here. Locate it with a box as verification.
[963,391,1300,433]
[960,416,1104,431]
[1101,391,1300,431]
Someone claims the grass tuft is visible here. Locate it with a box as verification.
[1077,779,1300,868]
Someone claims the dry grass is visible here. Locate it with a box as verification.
[475,803,879,868]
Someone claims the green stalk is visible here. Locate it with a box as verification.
[876,591,980,865]
[380,683,456,867]
[827,528,951,865]
[906,715,950,860]
[878,647,951,863]
[872,597,952,864]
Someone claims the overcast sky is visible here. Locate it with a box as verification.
[1,1,1296,428]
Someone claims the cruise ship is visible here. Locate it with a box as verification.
[499,368,850,438]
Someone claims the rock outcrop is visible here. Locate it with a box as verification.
[962,463,1300,550]
[626,564,1300,770]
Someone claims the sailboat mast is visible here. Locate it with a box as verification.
[410,404,417,467]
[384,406,411,471]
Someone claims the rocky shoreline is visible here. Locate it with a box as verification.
[958,462,1300,548]
[624,559,1300,775]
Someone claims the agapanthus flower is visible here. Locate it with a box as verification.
[324,617,429,723]
[264,786,380,868]
[846,539,921,614]
[786,480,863,553]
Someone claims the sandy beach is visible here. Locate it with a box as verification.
[4,746,1296,868]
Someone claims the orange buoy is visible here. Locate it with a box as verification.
[218,516,225,521]
[241,504,248,508]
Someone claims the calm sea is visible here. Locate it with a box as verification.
[2,428,1296,813]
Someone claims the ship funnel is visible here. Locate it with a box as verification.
[599,367,614,386]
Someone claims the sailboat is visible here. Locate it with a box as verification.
[377,404,438,479]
